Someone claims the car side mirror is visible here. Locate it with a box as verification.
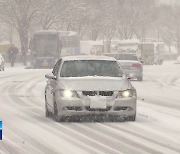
[140,60,143,64]
[127,76,131,80]
[45,74,56,80]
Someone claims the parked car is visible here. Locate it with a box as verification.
[45,55,137,122]
[105,53,143,81]
[0,54,4,71]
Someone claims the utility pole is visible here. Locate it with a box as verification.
[9,22,13,44]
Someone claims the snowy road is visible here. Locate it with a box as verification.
[0,63,180,154]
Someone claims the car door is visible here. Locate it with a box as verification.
[46,59,62,110]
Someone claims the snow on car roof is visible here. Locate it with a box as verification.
[105,53,136,56]
[62,55,116,61]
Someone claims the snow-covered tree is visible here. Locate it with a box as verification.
[0,0,43,65]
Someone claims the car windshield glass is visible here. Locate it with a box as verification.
[114,54,138,61]
[60,60,123,77]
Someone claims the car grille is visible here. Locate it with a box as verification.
[82,91,113,96]
[113,107,133,111]
[85,106,111,111]
[66,106,82,111]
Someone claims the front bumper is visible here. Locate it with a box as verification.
[55,95,136,117]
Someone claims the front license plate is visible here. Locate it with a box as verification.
[90,98,107,109]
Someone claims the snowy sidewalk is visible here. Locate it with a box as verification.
[1,63,32,73]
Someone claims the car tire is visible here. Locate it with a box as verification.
[53,96,63,122]
[127,114,136,121]
[45,95,50,117]
[53,101,58,122]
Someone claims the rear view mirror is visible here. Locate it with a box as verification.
[45,74,56,80]
[140,60,143,64]
[127,76,131,80]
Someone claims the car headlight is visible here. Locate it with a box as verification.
[117,89,136,98]
[59,90,79,98]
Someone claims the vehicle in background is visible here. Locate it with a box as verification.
[0,42,11,56]
[0,54,4,71]
[114,39,140,55]
[45,55,137,122]
[30,30,80,68]
[80,40,104,55]
[138,42,154,65]
[138,42,163,65]
[153,42,165,64]
[105,53,143,81]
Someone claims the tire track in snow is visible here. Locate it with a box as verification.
[1,69,180,154]
[70,123,152,154]
[0,73,60,154]
[1,72,106,154]
[104,123,180,154]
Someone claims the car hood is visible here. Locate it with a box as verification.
[57,76,130,91]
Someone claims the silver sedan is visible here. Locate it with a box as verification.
[105,53,143,81]
[45,56,137,122]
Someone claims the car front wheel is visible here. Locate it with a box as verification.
[53,98,63,122]
[53,101,59,122]
[45,94,51,117]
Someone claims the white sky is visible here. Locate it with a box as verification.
[159,0,179,5]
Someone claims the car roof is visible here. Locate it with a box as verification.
[105,53,135,55]
[105,53,137,56]
[61,55,116,61]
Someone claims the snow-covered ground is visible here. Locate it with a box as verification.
[0,61,180,154]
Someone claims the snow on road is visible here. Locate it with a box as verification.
[0,62,180,154]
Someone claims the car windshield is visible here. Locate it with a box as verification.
[60,60,123,77]
[114,54,138,61]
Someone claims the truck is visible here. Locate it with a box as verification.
[138,42,163,65]
[80,40,104,55]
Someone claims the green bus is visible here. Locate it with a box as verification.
[30,30,80,68]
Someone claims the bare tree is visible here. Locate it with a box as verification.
[131,0,156,41]
[0,0,42,65]
[162,32,173,53]
[99,0,117,53]
[0,22,9,42]
[1,0,179,57]
[159,4,180,55]
[116,0,139,40]
[34,0,79,30]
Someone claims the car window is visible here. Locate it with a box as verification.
[60,60,123,77]
[52,59,62,76]
[114,54,138,61]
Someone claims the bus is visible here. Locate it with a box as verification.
[30,30,80,68]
